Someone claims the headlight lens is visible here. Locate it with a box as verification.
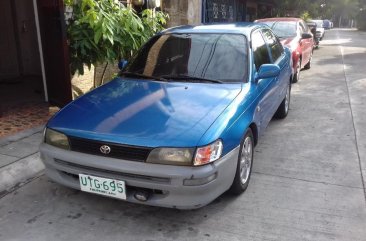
[44,128,70,150]
[194,140,223,166]
[146,148,194,166]
[146,140,223,166]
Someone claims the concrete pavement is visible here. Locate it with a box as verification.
[0,126,44,197]
[0,29,366,241]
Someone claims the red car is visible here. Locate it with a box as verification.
[255,18,314,83]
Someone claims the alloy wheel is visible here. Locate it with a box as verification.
[240,136,253,184]
[285,83,290,114]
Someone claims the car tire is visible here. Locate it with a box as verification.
[304,52,312,70]
[274,80,291,119]
[292,59,301,83]
[229,128,254,195]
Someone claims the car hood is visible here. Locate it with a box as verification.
[48,78,242,147]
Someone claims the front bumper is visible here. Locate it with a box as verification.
[40,143,239,209]
[316,32,323,38]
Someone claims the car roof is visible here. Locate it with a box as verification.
[256,17,302,22]
[161,22,266,36]
[307,22,316,25]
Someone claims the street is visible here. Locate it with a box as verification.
[1,29,366,241]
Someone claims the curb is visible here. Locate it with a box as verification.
[0,152,45,197]
[0,125,44,147]
[0,126,45,196]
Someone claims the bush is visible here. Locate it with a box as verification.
[67,0,168,75]
[300,11,311,22]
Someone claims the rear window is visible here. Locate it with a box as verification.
[260,21,297,38]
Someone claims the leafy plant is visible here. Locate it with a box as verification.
[300,11,312,21]
[67,0,168,76]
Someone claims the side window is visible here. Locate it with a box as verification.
[300,21,309,33]
[261,29,284,62]
[252,31,270,71]
[299,22,306,34]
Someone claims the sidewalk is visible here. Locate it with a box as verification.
[0,126,45,197]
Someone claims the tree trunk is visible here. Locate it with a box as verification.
[339,16,342,28]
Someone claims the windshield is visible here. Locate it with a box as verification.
[312,20,324,28]
[127,33,248,83]
[261,21,297,38]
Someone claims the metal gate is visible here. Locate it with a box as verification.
[203,0,246,23]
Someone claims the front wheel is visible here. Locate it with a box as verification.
[229,128,254,195]
[274,81,291,119]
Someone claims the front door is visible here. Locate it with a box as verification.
[37,0,72,107]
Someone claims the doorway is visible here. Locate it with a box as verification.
[0,0,50,137]
[0,0,44,104]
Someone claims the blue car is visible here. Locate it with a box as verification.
[40,23,292,209]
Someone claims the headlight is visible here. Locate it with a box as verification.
[194,140,223,166]
[44,128,70,150]
[146,140,223,166]
[146,147,194,166]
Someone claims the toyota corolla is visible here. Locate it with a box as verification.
[40,23,292,209]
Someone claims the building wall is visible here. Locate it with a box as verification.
[162,0,202,27]
[0,0,20,79]
[162,0,274,27]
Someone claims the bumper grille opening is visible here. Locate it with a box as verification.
[68,137,152,162]
[56,159,170,184]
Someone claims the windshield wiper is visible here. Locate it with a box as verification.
[160,74,223,84]
[120,72,167,82]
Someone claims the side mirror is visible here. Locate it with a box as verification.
[301,33,313,39]
[255,64,281,81]
[118,59,128,70]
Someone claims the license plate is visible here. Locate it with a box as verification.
[79,174,126,200]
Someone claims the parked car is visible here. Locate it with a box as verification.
[307,21,320,49]
[40,23,292,209]
[323,19,332,29]
[310,20,325,40]
[255,17,314,83]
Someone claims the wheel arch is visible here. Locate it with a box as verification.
[249,122,258,147]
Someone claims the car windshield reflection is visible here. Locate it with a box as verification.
[126,33,248,83]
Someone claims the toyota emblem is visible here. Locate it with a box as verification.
[100,145,111,154]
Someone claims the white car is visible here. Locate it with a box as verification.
[311,20,325,40]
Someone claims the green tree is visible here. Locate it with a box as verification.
[327,0,360,26]
[273,0,362,25]
[67,0,168,77]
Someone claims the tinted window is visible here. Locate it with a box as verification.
[260,21,297,38]
[261,29,284,62]
[252,31,271,71]
[128,33,248,82]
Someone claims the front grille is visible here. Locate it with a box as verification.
[68,137,152,162]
